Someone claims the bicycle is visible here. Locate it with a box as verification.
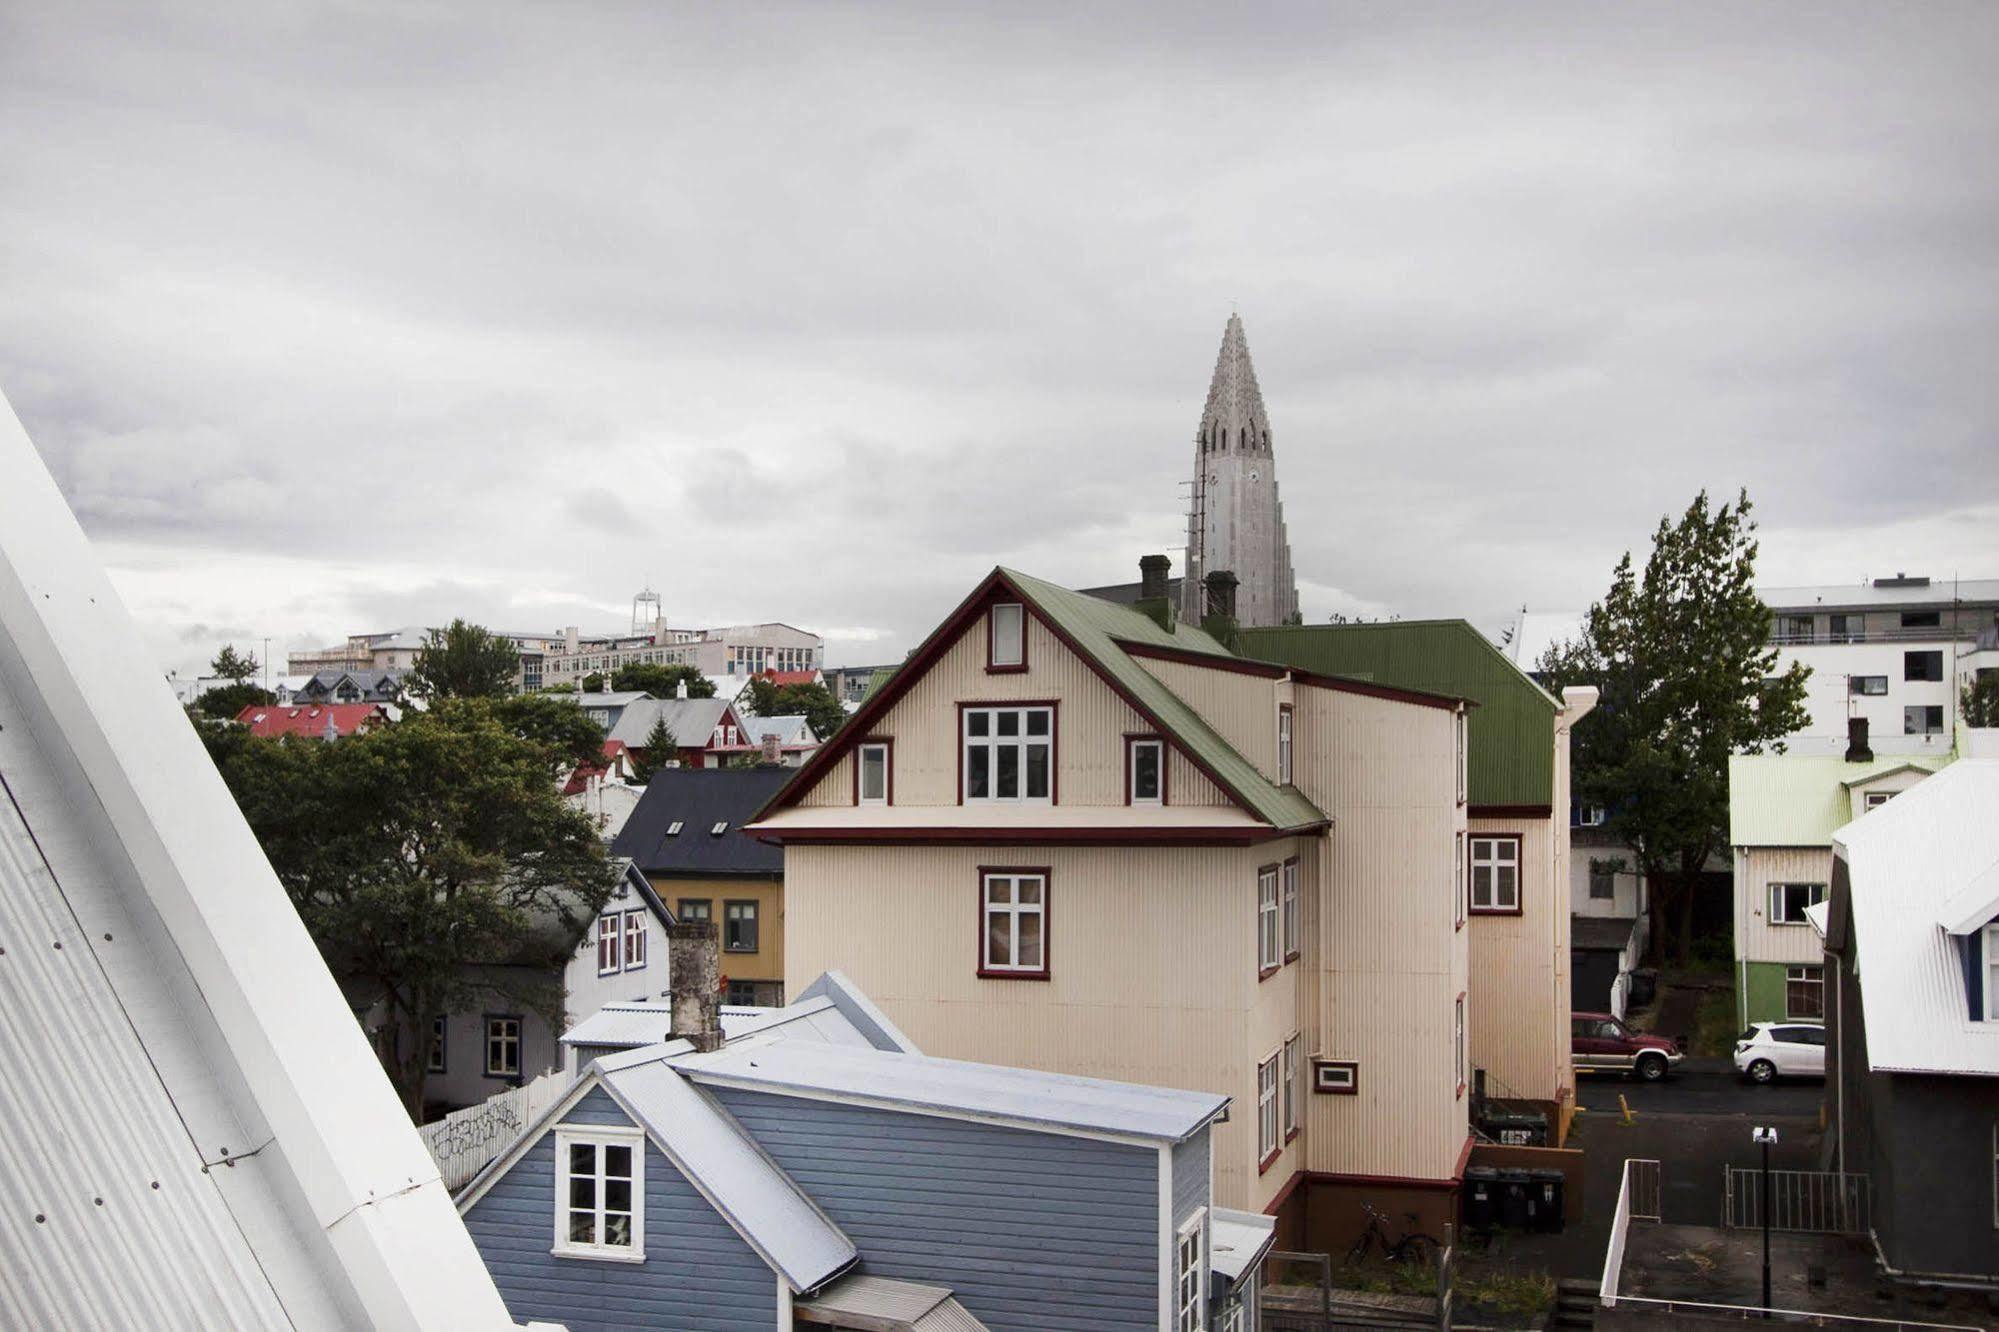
[1346,1202,1441,1267]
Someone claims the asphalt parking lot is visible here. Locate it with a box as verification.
[1575,1056,1823,1118]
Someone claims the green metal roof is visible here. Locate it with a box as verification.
[1728,752,1951,847]
[859,666,898,702]
[1002,569,1326,831]
[1239,621,1560,809]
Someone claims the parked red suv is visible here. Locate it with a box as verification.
[1572,1013,1684,1081]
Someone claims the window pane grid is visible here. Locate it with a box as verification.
[963,707,1053,803]
[1257,869,1280,971]
[1469,838,1519,911]
[981,873,1047,974]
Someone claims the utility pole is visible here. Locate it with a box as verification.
[1753,1125,1778,1316]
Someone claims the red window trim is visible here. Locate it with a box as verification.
[1258,1146,1283,1175]
[1455,990,1467,1100]
[1276,703,1295,785]
[1453,831,1466,933]
[1123,733,1168,807]
[595,915,621,976]
[622,909,648,970]
[956,701,1060,807]
[1311,1058,1359,1095]
[1256,862,1282,980]
[985,600,1029,674]
[852,735,895,806]
[976,865,1051,981]
[1467,832,1525,917]
[1282,856,1302,963]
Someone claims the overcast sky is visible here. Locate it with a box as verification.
[5,3,1996,677]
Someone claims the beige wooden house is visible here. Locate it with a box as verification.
[747,566,1476,1242]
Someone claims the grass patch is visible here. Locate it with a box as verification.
[1327,1259,1439,1298]
[1458,1268,1556,1317]
[1691,982,1739,1057]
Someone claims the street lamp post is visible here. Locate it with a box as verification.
[1753,1125,1778,1317]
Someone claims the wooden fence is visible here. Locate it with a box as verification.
[417,1070,567,1191]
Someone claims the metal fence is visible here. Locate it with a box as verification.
[1723,1167,1870,1235]
[1601,1158,1661,1307]
[418,1070,567,1191]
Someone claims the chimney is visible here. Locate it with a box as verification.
[1140,554,1171,602]
[667,922,724,1051]
[1845,716,1873,763]
[564,625,580,654]
[1203,570,1238,621]
[675,679,689,700]
[761,731,782,765]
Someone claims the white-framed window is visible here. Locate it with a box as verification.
[1453,831,1466,929]
[1455,710,1467,805]
[724,900,759,953]
[1769,882,1827,925]
[1281,859,1300,960]
[623,910,647,970]
[1863,790,1894,810]
[962,705,1053,803]
[485,1016,521,1078]
[1257,866,1281,973]
[1175,1208,1207,1332]
[1276,705,1294,786]
[1469,836,1521,913]
[988,602,1025,670]
[1282,1033,1300,1139]
[427,1015,446,1074]
[1256,1053,1279,1164]
[554,1127,645,1260]
[1786,965,1824,1019]
[1220,1300,1244,1332]
[596,915,621,976]
[1453,995,1466,1094]
[980,870,1048,977]
[1985,924,1999,1023]
[1128,737,1164,805]
[858,741,890,805]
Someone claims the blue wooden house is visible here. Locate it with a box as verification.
[457,976,1274,1331]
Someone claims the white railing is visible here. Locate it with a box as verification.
[418,1070,567,1191]
[1600,1158,1659,1308]
[1597,1294,1981,1329]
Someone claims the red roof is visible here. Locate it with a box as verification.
[562,741,630,796]
[235,702,388,739]
[753,669,820,687]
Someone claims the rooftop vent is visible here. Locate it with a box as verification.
[1873,574,1930,589]
[1845,716,1873,764]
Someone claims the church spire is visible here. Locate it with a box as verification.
[1198,313,1272,457]
[1182,313,1299,627]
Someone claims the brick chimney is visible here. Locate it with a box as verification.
[667,922,724,1051]
[1203,570,1238,620]
[1140,554,1171,602]
[1845,716,1873,763]
[761,731,782,765]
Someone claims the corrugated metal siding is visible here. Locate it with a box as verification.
[709,1085,1158,1332]
[460,1087,779,1332]
[1241,622,1557,809]
[1735,847,1836,965]
[1133,655,1277,780]
[1171,1130,1210,1229]
[799,612,1228,809]
[1297,688,1469,1182]
[1466,814,1565,1101]
[784,843,1269,1206]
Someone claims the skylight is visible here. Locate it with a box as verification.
[666,821,683,836]
[711,822,728,836]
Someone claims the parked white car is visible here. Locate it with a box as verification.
[1733,1022,1826,1083]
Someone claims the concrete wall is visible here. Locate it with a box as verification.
[1775,638,1965,743]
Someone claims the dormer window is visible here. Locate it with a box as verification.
[987,602,1026,672]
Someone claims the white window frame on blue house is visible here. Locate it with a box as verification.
[622,909,647,971]
[1175,1206,1207,1332]
[553,1125,647,1263]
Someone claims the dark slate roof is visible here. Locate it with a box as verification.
[612,767,792,876]
[1076,576,1185,607]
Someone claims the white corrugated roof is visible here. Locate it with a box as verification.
[599,1061,858,1292]
[1835,759,1999,1077]
[0,391,515,1326]
[1210,1207,1279,1284]
[562,995,893,1054]
[675,1038,1229,1144]
[797,1273,990,1331]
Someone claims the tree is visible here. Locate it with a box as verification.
[201,701,618,1117]
[453,693,606,775]
[741,676,847,740]
[211,643,260,684]
[195,681,274,719]
[611,662,715,698]
[580,671,606,693]
[629,715,679,785]
[1964,672,1999,728]
[407,619,520,699]
[1537,490,1810,967]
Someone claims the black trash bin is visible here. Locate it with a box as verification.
[1461,1166,1501,1230]
[1524,1167,1567,1233]
[1494,1168,1534,1229]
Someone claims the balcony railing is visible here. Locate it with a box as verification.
[1769,626,1980,647]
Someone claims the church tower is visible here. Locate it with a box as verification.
[1181,314,1300,627]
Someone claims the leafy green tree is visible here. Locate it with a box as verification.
[611,661,715,698]
[580,671,606,693]
[196,681,274,719]
[211,643,260,683]
[1538,490,1810,966]
[407,619,520,699]
[1964,672,1999,728]
[629,715,679,785]
[441,693,606,775]
[200,701,618,1117]
[741,676,846,740]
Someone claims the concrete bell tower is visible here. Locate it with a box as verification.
[1180,314,1300,628]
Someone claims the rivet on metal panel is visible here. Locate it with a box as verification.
[52,941,61,950]
[93,1198,102,1206]
[103,933,112,941]
[34,1213,45,1223]
[149,1182,159,1190]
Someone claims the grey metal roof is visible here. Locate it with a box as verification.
[740,712,815,746]
[1571,915,1640,952]
[607,696,734,749]
[562,992,901,1054]
[566,690,653,708]
[598,1059,859,1292]
[676,1038,1228,1144]
[611,766,791,875]
[1759,577,1999,613]
[797,1273,990,1331]
[1209,1207,1278,1284]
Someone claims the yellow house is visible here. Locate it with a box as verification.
[748,564,1475,1245]
[611,767,790,1007]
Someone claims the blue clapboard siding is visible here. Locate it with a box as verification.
[709,1086,1159,1332]
[1171,1131,1209,1230]
[461,1088,777,1332]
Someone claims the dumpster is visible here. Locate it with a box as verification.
[1480,1108,1549,1147]
[1495,1168,1534,1229]
[1524,1167,1566,1233]
[1461,1166,1501,1230]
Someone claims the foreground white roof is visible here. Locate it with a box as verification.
[675,1038,1229,1144]
[0,394,515,1326]
[1835,758,1999,1077]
